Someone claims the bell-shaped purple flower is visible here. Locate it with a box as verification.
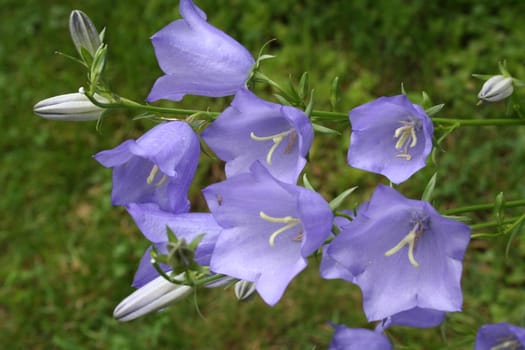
[475,323,525,350]
[320,185,470,322]
[126,202,221,288]
[202,88,313,184]
[94,121,200,212]
[146,0,255,102]
[202,162,332,305]
[329,324,392,350]
[347,95,434,184]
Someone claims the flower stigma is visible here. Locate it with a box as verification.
[250,128,296,165]
[384,220,425,267]
[259,211,301,247]
[393,118,420,160]
[146,165,167,186]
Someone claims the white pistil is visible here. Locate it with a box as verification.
[259,211,301,247]
[250,129,295,165]
[384,222,423,268]
[393,120,418,160]
[146,165,167,186]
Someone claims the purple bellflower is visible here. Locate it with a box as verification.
[329,324,392,350]
[202,88,313,184]
[347,95,434,184]
[146,0,255,102]
[320,185,470,322]
[94,121,200,212]
[202,162,333,306]
[126,202,222,288]
[475,323,525,350]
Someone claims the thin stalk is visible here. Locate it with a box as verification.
[443,199,525,215]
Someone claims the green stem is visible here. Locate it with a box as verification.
[431,117,525,127]
[443,199,525,215]
[86,91,525,128]
[470,218,518,230]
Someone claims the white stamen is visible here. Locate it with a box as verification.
[384,222,423,268]
[250,129,295,165]
[259,211,301,247]
[146,165,167,186]
[393,120,418,160]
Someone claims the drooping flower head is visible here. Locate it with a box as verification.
[126,202,221,288]
[321,185,470,322]
[94,121,200,212]
[203,162,333,305]
[475,323,525,350]
[347,95,434,184]
[328,324,392,350]
[202,88,314,184]
[147,0,255,102]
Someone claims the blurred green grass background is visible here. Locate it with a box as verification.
[3,0,525,349]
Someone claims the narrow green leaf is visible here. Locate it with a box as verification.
[312,123,341,135]
[329,187,358,211]
[298,72,309,100]
[421,173,438,202]
[305,89,315,117]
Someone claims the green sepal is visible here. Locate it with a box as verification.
[298,72,310,100]
[472,73,493,81]
[273,94,291,106]
[312,123,341,135]
[401,82,407,95]
[421,173,437,202]
[304,89,315,117]
[302,173,315,191]
[425,104,445,117]
[494,192,505,233]
[89,44,108,93]
[54,50,89,68]
[330,76,340,111]
[329,187,358,211]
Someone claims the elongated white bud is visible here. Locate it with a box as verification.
[113,272,192,322]
[33,90,106,121]
[477,75,514,103]
[69,10,101,58]
[234,280,256,301]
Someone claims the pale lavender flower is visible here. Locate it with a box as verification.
[147,0,255,102]
[126,202,221,288]
[203,162,332,305]
[202,88,313,183]
[321,185,470,322]
[347,95,434,184]
[475,323,525,350]
[329,324,392,350]
[94,121,199,212]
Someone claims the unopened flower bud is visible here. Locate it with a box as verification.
[113,272,192,322]
[234,280,256,301]
[33,90,106,121]
[69,10,101,58]
[477,75,514,103]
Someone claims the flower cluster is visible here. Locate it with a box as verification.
[33,0,525,348]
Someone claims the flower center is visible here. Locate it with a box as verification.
[259,211,301,247]
[393,119,420,160]
[250,128,297,165]
[146,165,167,186]
[384,220,424,267]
